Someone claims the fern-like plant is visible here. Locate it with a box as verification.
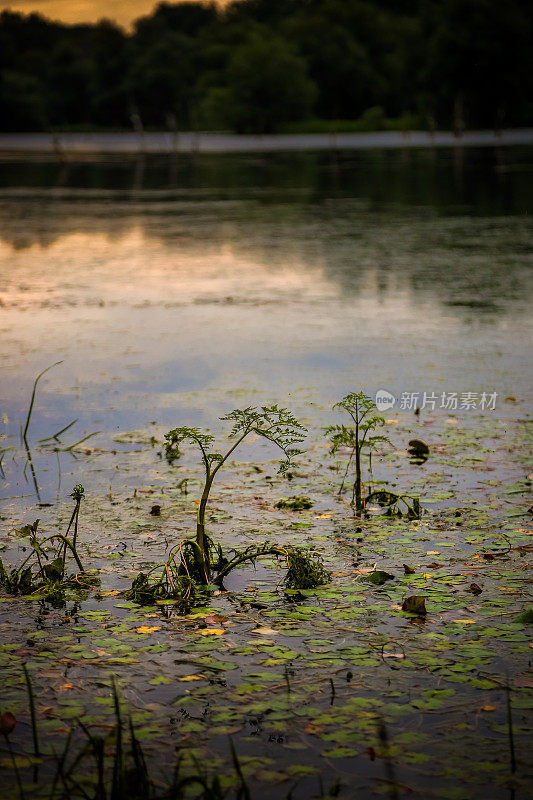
[164,405,307,583]
[326,392,390,513]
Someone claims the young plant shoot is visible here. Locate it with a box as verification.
[0,485,97,601]
[163,405,307,585]
[327,392,390,514]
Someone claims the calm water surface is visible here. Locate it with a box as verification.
[1,147,532,501]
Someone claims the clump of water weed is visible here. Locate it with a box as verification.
[285,547,330,589]
[275,496,313,510]
[124,571,196,610]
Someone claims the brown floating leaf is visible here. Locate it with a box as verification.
[0,712,16,735]
[150,505,161,516]
[204,613,228,626]
[401,596,427,615]
[303,722,324,735]
[403,564,415,574]
[468,583,483,595]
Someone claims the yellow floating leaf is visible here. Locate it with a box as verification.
[252,627,279,636]
[481,705,496,712]
[316,514,332,519]
[200,628,225,636]
[426,551,440,555]
[99,590,121,597]
[386,419,399,424]
[134,626,162,634]
[178,674,206,682]
[422,573,433,579]
[58,683,74,691]
[452,619,477,624]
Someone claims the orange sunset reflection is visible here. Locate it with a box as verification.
[0,226,336,309]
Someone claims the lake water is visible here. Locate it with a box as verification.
[1,146,532,799]
[1,147,531,503]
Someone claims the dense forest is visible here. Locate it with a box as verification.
[0,0,531,134]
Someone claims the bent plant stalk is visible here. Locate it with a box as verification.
[164,406,307,584]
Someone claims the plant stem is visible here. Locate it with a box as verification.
[214,546,286,585]
[23,361,63,443]
[506,683,516,774]
[196,478,213,582]
[4,733,25,800]
[23,666,40,758]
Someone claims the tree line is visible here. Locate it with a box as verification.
[0,0,531,134]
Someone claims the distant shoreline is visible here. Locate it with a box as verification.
[1,129,533,156]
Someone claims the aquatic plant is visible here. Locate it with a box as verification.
[2,674,233,800]
[326,392,390,513]
[275,495,313,510]
[163,405,307,584]
[365,489,421,520]
[125,407,329,600]
[124,546,197,610]
[0,485,98,601]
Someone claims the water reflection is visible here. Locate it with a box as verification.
[0,149,531,501]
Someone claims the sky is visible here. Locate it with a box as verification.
[0,0,228,29]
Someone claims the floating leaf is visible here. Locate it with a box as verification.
[252,627,279,636]
[402,596,427,615]
[0,711,16,735]
[200,628,225,636]
[204,613,228,626]
[134,626,162,634]
[366,570,395,586]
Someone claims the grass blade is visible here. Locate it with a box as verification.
[23,665,40,758]
[23,361,63,442]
